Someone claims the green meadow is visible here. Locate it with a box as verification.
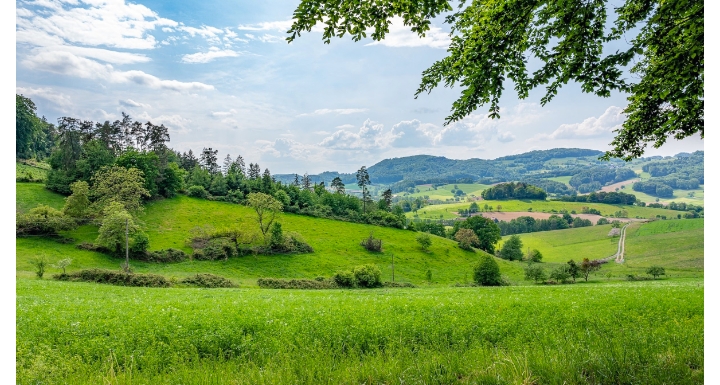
[402,183,493,200]
[17,278,704,384]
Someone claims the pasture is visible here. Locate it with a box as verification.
[16,278,704,384]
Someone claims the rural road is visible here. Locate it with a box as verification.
[613,224,629,263]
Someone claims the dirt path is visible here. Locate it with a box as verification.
[613,224,629,263]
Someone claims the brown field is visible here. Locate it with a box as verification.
[600,179,640,193]
[465,211,641,224]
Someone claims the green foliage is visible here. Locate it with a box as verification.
[525,249,543,263]
[181,274,237,288]
[454,228,478,251]
[473,254,502,286]
[62,181,90,218]
[247,192,283,239]
[332,270,357,288]
[115,150,160,196]
[209,174,228,196]
[352,264,383,288]
[51,258,72,274]
[549,265,572,284]
[258,278,337,289]
[498,235,523,261]
[138,249,189,263]
[269,222,284,250]
[90,165,150,214]
[187,185,209,198]
[53,269,170,287]
[16,204,77,236]
[481,182,547,200]
[451,215,501,254]
[524,263,547,283]
[646,266,666,279]
[159,162,185,198]
[579,258,603,282]
[416,232,432,251]
[29,256,49,279]
[94,202,146,256]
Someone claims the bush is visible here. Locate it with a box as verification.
[382,282,416,288]
[257,278,337,289]
[54,269,170,287]
[139,248,189,263]
[352,264,382,288]
[360,232,383,252]
[524,263,547,283]
[29,256,49,279]
[187,185,209,198]
[646,266,666,279]
[549,265,572,284]
[473,254,502,286]
[181,274,237,288]
[455,228,479,251]
[416,233,432,251]
[525,249,543,262]
[333,271,357,288]
[16,205,77,236]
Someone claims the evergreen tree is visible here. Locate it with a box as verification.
[330,176,345,194]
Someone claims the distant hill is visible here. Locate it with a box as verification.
[275,148,616,186]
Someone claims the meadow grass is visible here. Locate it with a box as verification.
[627,184,705,206]
[499,225,621,263]
[547,176,572,185]
[15,182,66,213]
[17,194,527,285]
[408,199,683,220]
[623,219,704,270]
[402,183,492,200]
[16,162,49,181]
[16,278,703,384]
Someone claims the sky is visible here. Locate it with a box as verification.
[15,0,704,174]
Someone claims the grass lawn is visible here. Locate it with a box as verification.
[16,182,66,214]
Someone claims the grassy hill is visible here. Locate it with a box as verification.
[401,183,492,201]
[497,218,704,279]
[16,183,525,285]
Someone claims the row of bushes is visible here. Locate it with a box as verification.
[53,269,237,288]
[257,276,417,290]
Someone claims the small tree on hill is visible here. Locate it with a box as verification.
[63,181,90,218]
[455,228,478,251]
[361,232,382,252]
[95,202,147,256]
[567,260,581,283]
[498,235,523,261]
[579,258,602,282]
[52,258,72,274]
[525,249,543,263]
[550,265,572,284]
[416,233,432,252]
[473,254,502,286]
[524,263,547,283]
[247,192,283,241]
[646,266,666,279]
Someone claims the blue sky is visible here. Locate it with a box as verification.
[15,0,704,174]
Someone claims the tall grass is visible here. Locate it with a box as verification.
[17,279,703,384]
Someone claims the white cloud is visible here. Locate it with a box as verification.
[181,47,243,63]
[365,17,450,49]
[319,119,396,150]
[237,20,293,32]
[497,131,516,143]
[388,119,435,147]
[298,108,368,117]
[335,124,354,129]
[258,34,283,43]
[210,109,237,118]
[178,25,224,44]
[119,99,150,108]
[17,0,177,50]
[258,138,317,160]
[137,111,193,134]
[16,86,73,108]
[533,106,624,140]
[23,50,214,92]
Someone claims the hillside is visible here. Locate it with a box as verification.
[15,183,524,285]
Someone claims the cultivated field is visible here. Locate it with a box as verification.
[16,278,704,384]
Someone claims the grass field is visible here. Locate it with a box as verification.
[15,182,66,214]
[16,278,704,384]
[408,199,684,220]
[402,183,493,201]
[546,176,572,185]
[627,184,705,206]
[16,161,49,182]
[16,186,527,285]
[497,218,704,279]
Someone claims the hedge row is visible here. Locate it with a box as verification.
[53,269,170,287]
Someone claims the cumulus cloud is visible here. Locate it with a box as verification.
[497,131,516,143]
[178,25,224,45]
[23,50,214,92]
[298,108,368,117]
[319,119,397,150]
[237,20,293,32]
[388,120,435,148]
[258,138,317,160]
[210,109,238,118]
[533,106,624,140]
[119,99,150,108]
[365,17,451,49]
[16,86,73,108]
[181,47,243,63]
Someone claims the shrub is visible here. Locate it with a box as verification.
[257,278,337,289]
[29,256,49,279]
[52,258,72,274]
[455,228,479,251]
[333,271,357,288]
[646,266,666,279]
[525,249,543,262]
[139,249,189,263]
[54,269,170,287]
[549,265,572,284]
[181,274,237,288]
[353,264,382,288]
[382,282,416,288]
[524,263,547,283]
[187,185,209,198]
[498,235,523,261]
[360,232,383,252]
[200,243,229,261]
[596,217,610,225]
[473,254,502,286]
[16,205,77,236]
[416,233,432,251]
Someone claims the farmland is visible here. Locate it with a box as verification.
[16,278,703,384]
[401,183,493,201]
